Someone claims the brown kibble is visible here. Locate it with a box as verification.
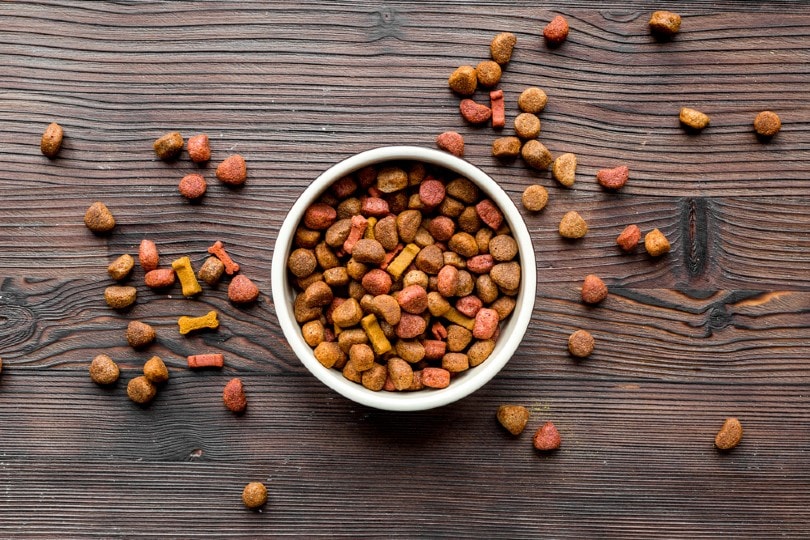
[361,362,388,391]
[533,421,561,451]
[107,254,135,281]
[543,15,569,47]
[126,376,156,404]
[216,154,247,185]
[492,137,522,158]
[448,232,479,258]
[715,417,743,450]
[521,185,548,212]
[476,60,502,88]
[644,228,671,257]
[436,131,464,157]
[514,113,541,139]
[242,482,268,510]
[84,202,116,233]
[104,285,136,309]
[490,262,520,292]
[153,131,183,160]
[679,107,710,130]
[521,140,553,170]
[468,339,495,367]
[332,297,364,327]
[377,166,408,193]
[187,133,211,163]
[387,357,414,391]
[144,268,176,289]
[442,352,469,373]
[596,165,629,190]
[228,275,260,305]
[139,239,159,272]
[40,122,64,158]
[497,405,530,436]
[488,235,517,262]
[198,256,226,285]
[314,341,345,369]
[552,152,577,187]
[616,224,641,252]
[288,248,317,278]
[754,111,781,138]
[89,354,119,385]
[301,320,325,347]
[178,173,207,200]
[143,355,169,384]
[445,177,479,204]
[223,377,247,413]
[518,88,548,114]
[349,343,375,372]
[649,11,681,38]
[460,99,492,125]
[558,211,587,239]
[581,274,608,304]
[351,239,386,264]
[127,321,156,349]
[490,32,517,65]
[448,65,477,96]
[568,329,594,358]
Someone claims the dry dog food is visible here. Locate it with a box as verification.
[242,482,268,510]
[127,320,156,349]
[616,224,641,252]
[139,239,159,272]
[153,131,184,160]
[568,329,594,358]
[216,155,247,185]
[84,202,116,233]
[143,355,169,384]
[490,32,516,65]
[552,153,576,187]
[514,113,541,139]
[223,378,247,413]
[644,228,671,256]
[144,268,176,289]
[521,140,553,170]
[521,185,548,212]
[490,90,505,129]
[188,353,224,369]
[581,274,608,304]
[127,375,157,404]
[289,160,521,391]
[476,60,502,88]
[715,417,743,450]
[228,275,260,304]
[543,15,569,47]
[680,107,710,130]
[89,354,120,385]
[649,11,681,38]
[460,99,492,124]
[597,165,629,190]
[179,173,207,200]
[104,285,136,309]
[171,256,202,297]
[178,310,219,335]
[208,240,240,275]
[558,211,587,239]
[754,111,781,138]
[497,405,530,435]
[492,136,521,158]
[187,133,211,163]
[533,421,561,450]
[40,122,64,158]
[436,131,464,157]
[108,254,135,281]
[448,65,477,96]
[198,256,226,285]
[518,88,547,114]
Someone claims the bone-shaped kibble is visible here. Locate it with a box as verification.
[207,240,240,275]
[177,310,219,335]
[171,256,202,297]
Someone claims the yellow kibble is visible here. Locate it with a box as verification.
[386,243,421,281]
[364,217,377,240]
[443,307,475,331]
[360,314,392,355]
[171,256,202,297]
[177,310,219,335]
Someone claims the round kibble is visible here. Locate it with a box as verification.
[568,329,594,358]
[543,15,569,46]
[489,235,518,262]
[40,122,64,158]
[521,185,548,212]
[645,228,671,257]
[533,421,561,451]
[89,354,119,385]
[558,211,587,239]
[127,376,156,404]
[518,87,548,114]
[497,405,530,436]
[492,136,522,158]
[179,173,207,200]
[476,60,502,88]
[581,275,608,304]
[288,248,317,278]
[514,113,541,139]
[242,482,268,510]
[521,140,553,170]
[649,11,681,38]
[228,275,260,305]
[153,131,183,161]
[143,355,169,384]
[198,256,226,285]
[552,153,577,187]
[127,320,156,349]
[490,32,517,65]
[216,154,247,185]
[616,224,641,252]
[187,133,211,163]
[104,286,136,309]
[108,254,135,281]
[84,202,115,233]
[754,111,781,138]
[223,377,247,413]
[448,65,477,96]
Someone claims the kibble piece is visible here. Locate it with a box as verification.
[198,256,226,285]
[649,11,681,38]
[177,310,219,335]
[436,131,464,157]
[644,228,671,256]
[715,418,743,450]
[229,275,260,305]
[352,239,386,265]
[108,254,135,281]
[552,153,577,187]
[581,274,608,304]
[104,285,136,309]
[490,263,520,293]
[127,376,157,404]
[314,341,345,369]
[179,173,207,200]
[301,320,325,347]
[492,136,522,158]
[460,99,492,125]
[476,60,502,88]
[127,320,156,349]
[421,367,451,389]
[188,353,224,369]
[558,211,587,239]
[288,248,317,278]
[40,122,64,158]
[143,355,169,384]
[616,224,641,252]
[223,378,247,413]
[568,329,594,358]
[139,239,159,272]
[680,107,710,130]
[490,89,505,129]
[518,87,548,114]
[543,15,569,46]
[89,354,119,385]
[446,178,479,204]
[468,339,495,367]
[361,362,388,391]
[153,131,183,160]
[533,421,561,451]
[84,202,115,233]
[171,256,203,297]
[216,155,247,186]
[596,165,629,190]
[522,185,548,212]
[144,268,176,289]
[377,166,408,193]
[754,111,781,138]
[387,357,414,390]
[242,482,268,510]
[187,133,211,163]
[490,32,517,64]
[442,352,469,373]
[521,140,553,170]
[497,405,530,436]
[448,65,477,96]
[514,113,541,139]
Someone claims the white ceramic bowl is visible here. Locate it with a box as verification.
[271,146,536,411]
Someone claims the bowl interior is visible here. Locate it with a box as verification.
[270,146,537,411]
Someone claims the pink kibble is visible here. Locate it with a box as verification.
[421,367,451,389]
[475,199,504,230]
[419,179,446,208]
[456,295,483,317]
[466,254,494,274]
[473,308,499,339]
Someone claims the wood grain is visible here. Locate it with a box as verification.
[0,1,808,537]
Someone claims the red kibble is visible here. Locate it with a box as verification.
[187,134,211,163]
[178,173,207,200]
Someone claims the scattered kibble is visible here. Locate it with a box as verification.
[492,136,521,158]
[223,377,248,413]
[460,98,492,124]
[216,154,247,186]
[497,405,530,435]
[514,113,541,139]
[171,256,203,297]
[89,354,119,385]
[187,353,224,369]
[649,11,681,38]
[143,355,169,384]
[543,15,569,47]
[616,224,641,252]
[490,89,505,129]
[126,375,157,404]
[448,65,477,96]
[476,60,502,88]
[104,285,137,309]
[596,165,629,190]
[558,211,587,239]
[84,202,116,233]
[207,240,240,275]
[518,87,548,114]
[126,320,156,349]
[533,421,561,451]
[644,228,671,256]
[178,310,220,335]
[228,275,260,305]
[490,32,517,65]
[581,274,608,304]
[521,185,548,212]
[679,107,710,130]
[242,482,268,510]
[138,239,159,272]
[153,131,184,161]
[186,133,211,163]
[436,131,464,157]
[178,173,207,200]
[754,110,781,138]
[715,417,743,450]
[198,256,226,285]
[144,268,176,289]
[40,122,64,158]
[107,254,135,281]
[568,329,594,358]
[551,152,576,187]
[521,140,552,170]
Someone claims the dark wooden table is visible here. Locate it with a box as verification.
[1,2,808,537]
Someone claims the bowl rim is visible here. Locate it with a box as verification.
[271,145,537,411]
